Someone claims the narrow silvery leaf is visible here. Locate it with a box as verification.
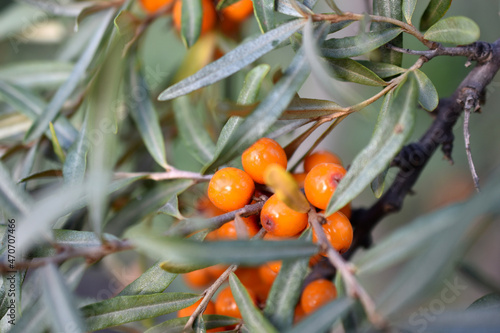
[371,0,403,66]
[413,69,439,111]
[145,315,240,333]
[0,161,32,216]
[158,19,306,101]
[119,262,177,296]
[24,9,115,142]
[63,111,88,185]
[403,0,417,23]
[252,0,275,32]
[0,61,73,89]
[326,58,387,86]
[325,76,418,216]
[180,0,202,47]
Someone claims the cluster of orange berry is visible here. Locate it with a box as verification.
[139,0,254,37]
[178,138,354,325]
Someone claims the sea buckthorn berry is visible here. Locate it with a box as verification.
[340,202,351,219]
[178,299,216,317]
[217,216,259,240]
[208,167,255,212]
[139,0,174,13]
[242,138,287,184]
[258,264,277,286]
[267,260,282,273]
[304,163,347,210]
[235,267,270,302]
[221,0,254,22]
[197,197,226,218]
[260,194,308,237]
[184,268,215,289]
[292,173,307,189]
[313,211,353,254]
[206,264,229,279]
[294,303,306,323]
[215,285,257,318]
[173,0,216,35]
[300,279,337,314]
[304,150,343,173]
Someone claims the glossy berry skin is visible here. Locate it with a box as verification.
[208,167,255,212]
[304,163,347,210]
[294,303,306,323]
[178,299,215,317]
[217,216,259,240]
[242,138,287,184]
[235,267,270,302]
[258,264,277,286]
[292,173,307,189]
[313,211,353,254]
[139,0,174,13]
[267,260,282,273]
[221,0,254,22]
[300,279,337,314]
[304,150,343,173]
[260,194,308,237]
[215,286,257,318]
[173,0,216,35]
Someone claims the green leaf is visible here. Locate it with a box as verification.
[158,194,183,219]
[216,0,241,10]
[356,61,405,79]
[286,298,354,333]
[322,28,403,59]
[81,293,200,331]
[229,273,279,333]
[0,61,73,90]
[180,0,202,47]
[40,264,87,333]
[264,229,311,330]
[424,16,480,45]
[145,315,241,333]
[203,50,310,173]
[276,0,306,18]
[173,96,215,165]
[49,122,66,163]
[280,97,343,120]
[24,9,115,142]
[402,0,417,23]
[119,262,177,296]
[19,169,63,183]
[0,80,77,149]
[420,0,452,31]
[63,111,88,185]
[18,140,39,191]
[371,0,403,66]
[128,64,169,169]
[252,0,275,33]
[370,168,389,198]
[201,64,270,173]
[133,234,319,266]
[158,19,306,101]
[6,300,48,333]
[325,76,418,216]
[413,69,439,111]
[0,4,44,42]
[0,161,32,216]
[326,58,387,86]
[468,293,500,311]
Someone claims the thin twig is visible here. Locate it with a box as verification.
[114,168,213,182]
[308,209,386,328]
[0,239,134,273]
[463,95,480,191]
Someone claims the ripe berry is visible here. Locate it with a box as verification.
[197,197,226,218]
[300,279,337,314]
[173,0,217,36]
[267,260,282,273]
[340,202,351,219]
[304,163,346,210]
[217,216,260,240]
[221,0,254,22]
[260,194,308,237]
[184,268,215,289]
[303,150,343,173]
[258,264,278,286]
[242,138,287,184]
[292,173,307,189]
[139,0,174,13]
[215,285,257,318]
[294,303,306,323]
[313,211,353,254]
[235,267,270,302]
[178,299,216,317]
[208,167,255,212]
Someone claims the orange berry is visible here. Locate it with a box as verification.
[139,0,174,13]
[292,173,307,189]
[304,150,343,173]
[221,0,253,22]
[258,264,278,286]
[313,212,353,254]
[340,202,351,219]
[197,196,226,218]
[215,285,257,318]
[178,299,216,317]
[309,254,323,266]
[300,279,337,314]
[294,303,306,323]
[217,216,260,240]
[260,194,308,237]
[173,0,217,35]
[206,264,228,279]
[304,163,346,210]
[242,138,287,184]
[205,230,219,241]
[235,267,270,302]
[184,268,215,289]
[208,167,255,212]
[267,260,282,273]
